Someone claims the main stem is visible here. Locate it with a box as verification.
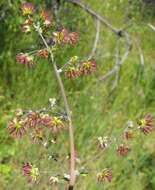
[37,30,76,189]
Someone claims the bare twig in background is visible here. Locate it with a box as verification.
[135,39,145,67]
[51,0,61,23]
[148,23,155,32]
[66,0,132,83]
[111,39,121,90]
[88,19,100,59]
[99,32,132,81]
[66,0,121,35]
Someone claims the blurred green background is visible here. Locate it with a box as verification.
[1,0,155,189]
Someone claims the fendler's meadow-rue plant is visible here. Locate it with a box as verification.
[8,2,95,190]
[7,2,154,190]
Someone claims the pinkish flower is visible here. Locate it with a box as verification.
[53,28,79,45]
[65,67,80,79]
[39,114,52,127]
[20,18,33,33]
[117,144,130,156]
[16,53,35,67]
[50,117,64,134]
[31,128,44,142]
[20,3,35,16]
[64,31,79,46]
[80,59,97,75]
[23,163,39,183]
[97,168,112,183]
[7,118,27,138]
[38,49,49,59]
[25,112,41,128]
[53,30,65,44]
[41,10,53,27]
[124,129,134,140]
[24,18,33,25]
[137,114,153,135]
[97,136,109,150]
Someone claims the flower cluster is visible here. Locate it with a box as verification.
[7,118,28,138]
[16,53,35,67]
[65,67,80,79]
[23,163,39,183]
[53,28,79,46]
[137,114,153,135]
[96,114,154,182]
[20,3,35,16]
[97,168,112,183]
[117,144,130,156]
[124,128,134,140]
[20,3,53,32]
[80,60,97,75]
[97,136,110,150]
[37,49,49,59]
[7,111,65,139]
[65,58,97,79]
[17,2,80,69]
[41,10,53,27]
[123,120,134,140]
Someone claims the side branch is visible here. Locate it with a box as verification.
[148,23,155,32]
[89,19,100,59]
[99,32,132,81]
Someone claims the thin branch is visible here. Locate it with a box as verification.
[148,23,155,32]
[134,39,145,66]
[65,0,132,82]
[34,25,76,189]
[111,39,121,90]
[88,19,100,59]
[99,32,132,81]
[66,0,121,35]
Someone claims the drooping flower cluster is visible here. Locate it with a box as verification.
[96,114,154,182]
[117,144,130,156]
[124,128,134,140]
[41,10,53,27]
[17,2,80,69]
[97,136,110,150]
[123,120,134,140]
[16,53,35,67]
[53,28,79,46]
[7,118,28,138]
[65,57,97,79]
[97,114,154,156]
[137,114,153,135]
[20,3,35,16]
[37,49,49,59]
[97,168,112,183]
[65,67,80,79]
[23,163,39,183]
[7,111,65,139]
[80,60,97,75]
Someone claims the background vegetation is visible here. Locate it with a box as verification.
[0,0,155,189]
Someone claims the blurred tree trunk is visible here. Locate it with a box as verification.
[51,0,61,25]
[51,0,60,16]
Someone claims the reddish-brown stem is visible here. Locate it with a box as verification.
[36,27,76,189]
